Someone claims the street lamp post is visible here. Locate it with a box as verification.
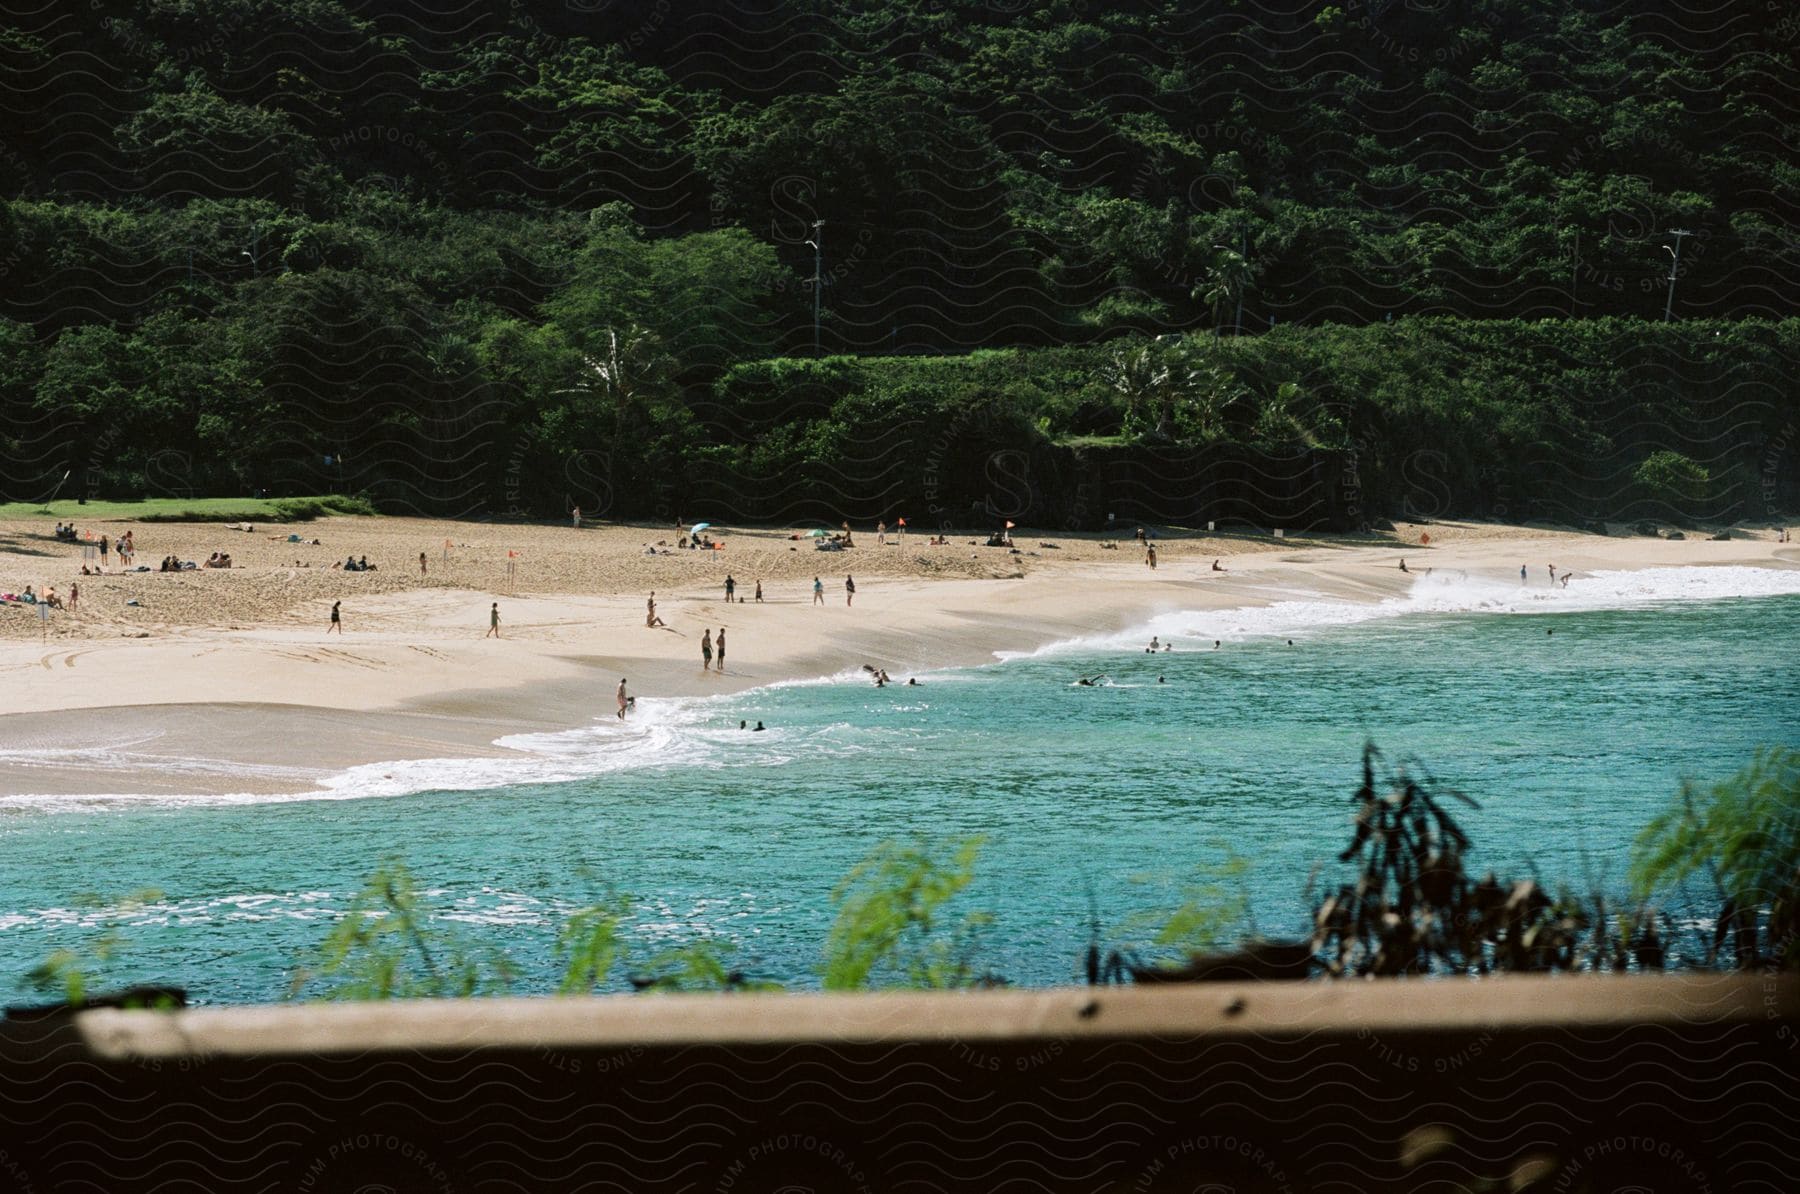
[1234,224,1246,336]
[1662,228,1692,321]
[805,220,824,355]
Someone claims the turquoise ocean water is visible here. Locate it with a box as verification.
[3,567,1797,1002]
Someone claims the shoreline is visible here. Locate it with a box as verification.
[4,518,1796,802]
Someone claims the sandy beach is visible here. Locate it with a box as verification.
[3,513,1795,798]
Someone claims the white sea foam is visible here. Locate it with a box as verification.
[1006,564,1800,657]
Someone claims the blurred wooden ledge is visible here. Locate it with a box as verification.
[43,972,1798,1061]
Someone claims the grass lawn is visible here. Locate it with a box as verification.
[0,495,377,522]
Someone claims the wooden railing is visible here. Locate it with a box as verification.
[3,974,1794,1191]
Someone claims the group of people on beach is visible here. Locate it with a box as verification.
[1519,562,1573,587]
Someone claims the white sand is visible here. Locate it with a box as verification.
[2,514,1793,796]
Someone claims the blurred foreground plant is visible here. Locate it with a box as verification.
[822,836,1000,989]
[25,889,168,1006]
[291,861,517,1000]
[1310,745,1598,977]
[1632,746,1800,969]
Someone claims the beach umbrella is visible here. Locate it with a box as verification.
[690,522,712,534]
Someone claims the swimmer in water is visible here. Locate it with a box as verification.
[1077,675,1108,686]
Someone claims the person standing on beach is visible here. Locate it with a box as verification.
[724,574,736,602]
[572,506,581,529]
[486,602,501,638]
[419,551,428,577]
[328,600,342,634]
[68,582,78,612]
[813,576,824,605]
[1520,564,1528,585]
[845,575,856,607]
[754,579,763,603]
[877,520,887,545]
[616,678,628,719]
[1547,563,1556,585]
[701,628,714,670]
[715,627,726,672]
[1146,544,1157,569]
[98,535,109,568]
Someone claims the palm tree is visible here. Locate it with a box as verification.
[1195,246,1253,337]
[1101,336,1209,441]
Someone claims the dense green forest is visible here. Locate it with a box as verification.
[0,0,1794,521]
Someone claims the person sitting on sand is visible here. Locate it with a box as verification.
[646,593,664,628]
[1398,558,1408,572]
[1212,559,1225,571]
[43,586,61,609]
[359,555,374,571]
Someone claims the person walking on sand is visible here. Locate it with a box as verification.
[754,579,763,603]
[724,574,736,602]
[715,627,726,672]
[419,551,428,577]
[701,628,714,670]
[845,575,856,607]
[616,678,628,719]
[328,600,342,634]
[813,576,824,605]
[486,602,501,638]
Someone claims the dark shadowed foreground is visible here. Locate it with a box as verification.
[4,975,1794,1192]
